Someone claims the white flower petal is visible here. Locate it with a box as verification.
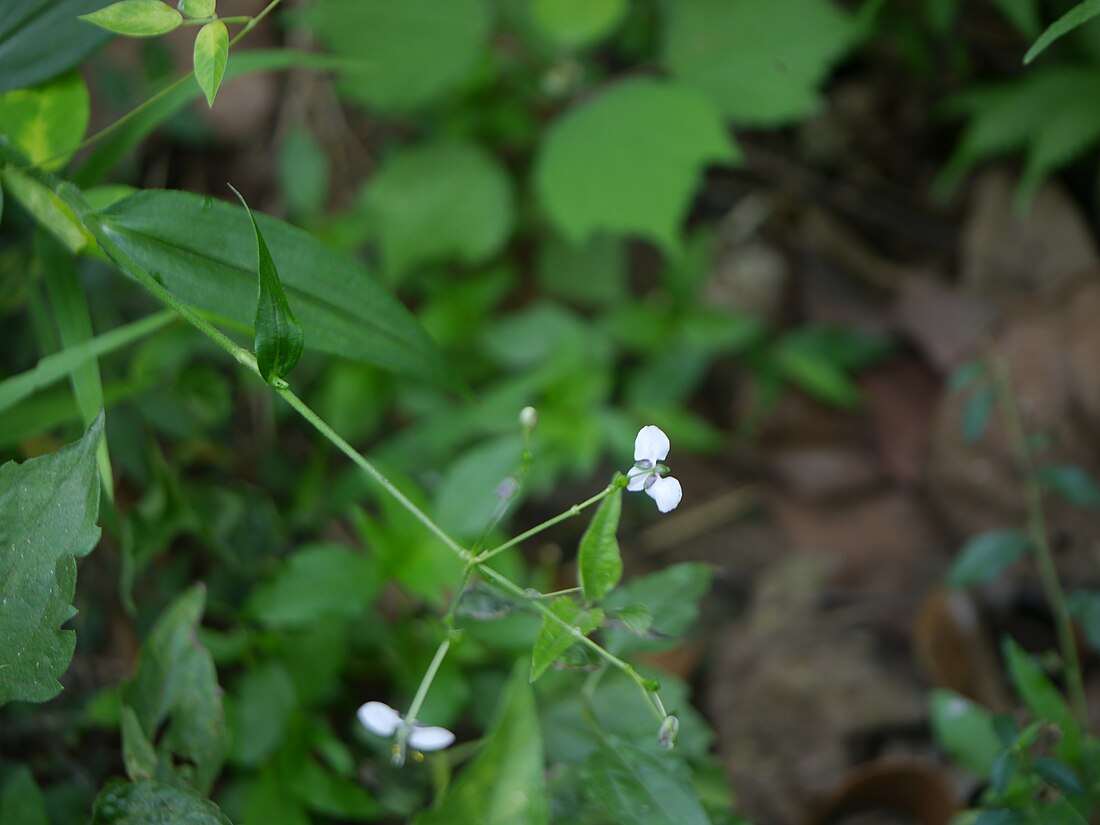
[634,425,670,463]
[646,475,682,513]
[357,701,402,737]
[627,471,649,492]
[407,725,455,752]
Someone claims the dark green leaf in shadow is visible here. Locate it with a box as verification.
[947,529,1031,588]
[0,0,112,93]
[91,780,232,825]
[530,597,604,683]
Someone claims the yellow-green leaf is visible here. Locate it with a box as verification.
[193,20,228,107]
[0,71,89,169]
[0,167,91,252]
[178,0,215,18]
[79,0,182,36]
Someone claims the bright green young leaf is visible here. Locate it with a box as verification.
[416,663,549,825]
[91,781,233,825]
[947,529,1031,588]
[122,585,227,794]
[228,661,297,767]
[0,414,101,705]
[76,189,461,391]
[1002,638,1081,762]
[193,20,228,108]
[229,186,305,383]
[1025,0,1100,64]
[120,704,157,782]
[360,139,514,278]
[929,689,1003,776]
[603,562,713,654]
[0,70,89,169]
[531,0,627,48]
[79,0,182,36]
[178,0,215,17]
[578,489,623,602]
[662,0,859,125]
[1039,464,1100,508]
[530,597,604,682]
[0,0,112,93]
[1,167,90,252]
[0,766,48,825]
[295,0,491,111]
[581,739,711,825]
[247,543,379,629]
[535,78,736,253]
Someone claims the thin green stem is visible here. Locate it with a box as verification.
[393,637,452,766]
[475,480,619,564]
[994,358,1088,724]
[443,562,478,629]
[529,586,581,600]
[181,15,251,25]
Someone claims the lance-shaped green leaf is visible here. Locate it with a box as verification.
[79,0,182,36]
[578,488,622,602]
[0,413,102,706]
[416,662,549,825]
[947,529,1031,588]
[194,21,228,107]
[530,597,603,683]
[91,781,232,825]
[121,585,227,794]
[229,186,304,383]
[1002,638,1081,763]
[120,705,157,782]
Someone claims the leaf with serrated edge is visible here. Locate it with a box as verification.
[578,489,622,602]
[0,414,102,705]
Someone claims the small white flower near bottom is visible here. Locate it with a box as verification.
[357,701,455,762]
[627,425,683,513]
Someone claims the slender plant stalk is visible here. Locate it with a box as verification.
[994,358,1088,724]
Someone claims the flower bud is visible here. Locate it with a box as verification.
[519,406,538,430]
[658,714,680,751]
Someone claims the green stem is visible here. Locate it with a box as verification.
[181,15,251,25]
[394,637,452,766]
[994,358,1088,724]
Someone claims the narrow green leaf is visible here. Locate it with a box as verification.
[773,346,861,408]
[581,738,711,825]
[91,780,233,825]
[0,413,102,705]
[0,767,48,825]
[122,585,227,794]
[79,0,182,36]
[193,20,228,107]
[1032,756,1085,794]
[1024,0,1100,64]
[0,70,89,169]
[1002,638,1081,762]
[229,185,305,383]
[578,489,623,602]
[948,361,987,392]
[120,704,157,782]
[530,598,604,683]
[1068,590,1100,653]
[928,690,1003,776]
[1039,464,1100,508]
[962,385,996,443]
[947,529,1031,588]
[989,750,1016,794]
[415,662,549,825]
[178,0,215,17]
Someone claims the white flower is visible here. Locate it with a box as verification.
[357,701,455,754]
[627,425,682,513]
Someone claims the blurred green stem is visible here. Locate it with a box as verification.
[994,357,1088,724]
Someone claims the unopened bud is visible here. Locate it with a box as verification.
[519,406,538,430]
[658,715,680,751]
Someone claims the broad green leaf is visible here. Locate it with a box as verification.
[75,189,461,391]
[287,755,381,820]
[0,70,89,169]
[578,489,623,602]
[0,414,101,705]
[0,767,48,825]
[229,186,305,383]
[1002,638,1081,762]
[662,0,859,125]
[537,234,627,308]
[947,529,1031,588]
[1,167,90,252]
[360,139,514,278]
[295,0,491,111]
[0,0,112,92]
[246,768,310,825]
[1039,465,1100,508]
[1032,756,1085,794]
[178,0,214,17]
[278,125,329,219]
[122,585,227,794]
[38,232,114,500]
[581,739,711,825]
[120,704,157,781]
[603,562,713,654]
[530,597,604,682]
[91,780,232,825]
[228,661,296,766]
[434,436,522,537]
[247,543,379,629]
[772,346,861,408]
[929,689,1002,776]
[416,663,549,825]
[1025,0,1100,64]
[79,0,182,36]
[535,78,736,253]
[531,0,627,48]
[0,311,173,416]
[193,20,228,107]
